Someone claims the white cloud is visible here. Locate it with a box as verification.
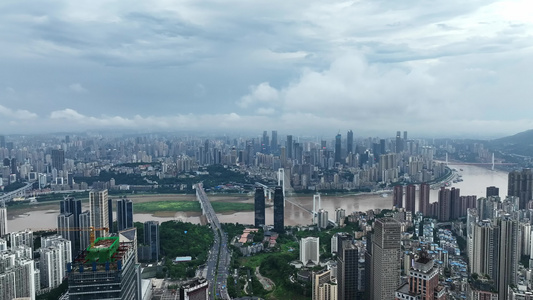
[0,104,38,120]
[238,82,280,108]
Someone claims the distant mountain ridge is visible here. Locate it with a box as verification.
[493,129,533,145]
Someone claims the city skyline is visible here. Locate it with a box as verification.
[0,1,533,137]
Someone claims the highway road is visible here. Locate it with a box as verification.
[196,183,230,300]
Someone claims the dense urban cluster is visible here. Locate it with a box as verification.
[0,131,530,300]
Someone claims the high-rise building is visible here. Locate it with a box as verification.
[337,233,358,300]
[0,253,35,300]
[58,197,82,253]
[486,186,499,198]
[347,130,353,155]
[405,184,416,214]
[287,135,293,159]
[117,198,134,231]
[369,218,401,300]
[144,221,160,262]
[179,278,209,300]
[498,215,519,299]
[335,134,342,163]
[108,198,114,233]
[312,269,337,300]
[335,208,346,226]
[89,189,109,239]
[271,130,278,154]
[418,183,430,216]
[470,215,519,299]
[380,139,386,155]
[395,250,446,300]
[393,185,403,209]
[273,186,284,233]
[51,149,65,171]
[262,131,269,153]
[39,235,72,289]
[300,237,320,265]
[67,237,140,299]
[0,135,5,148]
[57,213,75,249]
[10,230,33,251]
[317,209,329,229]
[395,131,403,153]
[449,187,461,220]
[508,169,533,209]
[0,204,7,236]
[78,211,91,251]
[438,187,451,221]
[254,187,265,227]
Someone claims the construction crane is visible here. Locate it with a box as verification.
[29,227,109,245]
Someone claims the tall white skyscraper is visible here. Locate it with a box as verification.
[89,189,109,239]
[10,230,33,251]
[0,252,36,300]
[0,204,7,236]
[300,237,320,265]
[317,209,329,229]
[39,235,72,289]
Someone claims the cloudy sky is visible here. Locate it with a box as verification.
[1,0,532,138]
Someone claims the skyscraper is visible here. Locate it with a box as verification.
[395,250,446,300]
[347,130,353,155]
[370,218,401,300]
[144,221,160,262]
[89,189,109,239]
[395,131,403,153]
[108,198,113,233]
[67,236,140,299]
[438,187,451,221]
[337,233,358,300]
[39,235,72,289]
[58,197,82,254]
[0,203,7,236]
[51,149,65,171]
[317,209,328,229]
[498,215,519,299]
[405,184,416,214]
[312,269,337,300]
[287,135,293,159]
[57,213,75,249]
[262,131,269,153]
[271,130,278,154]
[335,134,342,163]
[78,211,91,251]
[508,169,533,209]
[393,185,403,209]
[450,187,461,220]
[419,183,430,215]
[470,215,519,299]
[273,186,284,233]
[300,237,319,265]
[486,186,499,198]
[60,197,82,227]
[254,187,265,227]
[117,198,134,231]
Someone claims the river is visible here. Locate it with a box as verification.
[6,164,510,231]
